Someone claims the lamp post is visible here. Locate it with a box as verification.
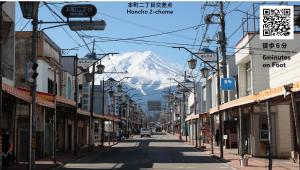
[173,46,221,157]
[100,76,131,147]
[19,2,40,170]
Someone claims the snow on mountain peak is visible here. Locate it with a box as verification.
[95,51,181,117]
[100,51,180,89]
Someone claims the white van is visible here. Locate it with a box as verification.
[140,128,151,138]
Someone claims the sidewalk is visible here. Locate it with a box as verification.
[175,133,299,170]
[7,141,119,170]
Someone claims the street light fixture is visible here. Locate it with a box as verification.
[19,2,40,169]
[173,46,221,156]
[19,1,39,19]
[96,63,105,74]
[84,72,93,82]
[201,67,209,78]
[187,58,197,70]
[117,84,123,92]
[109,90,114,98]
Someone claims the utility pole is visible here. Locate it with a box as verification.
[89,64,95,151]
[183,71,188,142]
[290,91,300,168]
[239,107,243,156]
[29,4,39,169]
[53,69,57,163]
[194,80,198,148]
[73,55,78,156]
[101,78,105,147]
[266,100,273,170]
[219,1,227,159]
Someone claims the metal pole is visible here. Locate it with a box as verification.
[239,107,243,156]
[194,81,198,148]
[53,69,57,163]
[0,3,3,169]
[179,99,182,140]
[73,55,78,156]
[219,2,227,160]
[216,47,223,158]
[210,115,214,154]
[266,100,273,170]
[89,64,95,151]
[29,4,39,169]
[184,71,188,142]
[101,78,105,147]
[290,92,300,168]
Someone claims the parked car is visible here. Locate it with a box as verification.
[140,128,151,138]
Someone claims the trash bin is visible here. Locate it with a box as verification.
[240,157,249,167]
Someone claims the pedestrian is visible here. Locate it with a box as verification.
[2,131,10,170]
[215,130,220,146]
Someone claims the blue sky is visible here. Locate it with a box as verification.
[15,1,300,73]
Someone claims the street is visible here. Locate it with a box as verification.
[59,133,233,170]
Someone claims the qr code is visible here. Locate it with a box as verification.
[260,6,294,39]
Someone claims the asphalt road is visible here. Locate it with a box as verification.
[58,133,234,170]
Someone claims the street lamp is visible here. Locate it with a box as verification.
[84,72,93,82]
[96,63,105,74]
[19,2,40,170]
[19,1,39,19]
[201,67,209,78]
[117,84,123,92]
[187,58,197,70]
[173,46,221,157]
[109,90,114,98]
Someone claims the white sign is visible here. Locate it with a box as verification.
[78,59,97,69]
[223,135,228,140]
[68,20,106,31]
[196,52,217,62]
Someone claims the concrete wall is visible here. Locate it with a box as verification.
[2,2,15,86]
[236,33,300,96]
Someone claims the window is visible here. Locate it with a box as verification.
[246,62,252,95]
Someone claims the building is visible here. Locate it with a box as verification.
[234,32,300,158]
[1,1,16,167]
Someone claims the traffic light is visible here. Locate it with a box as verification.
[31,63,38,80]
[25,61,38,83]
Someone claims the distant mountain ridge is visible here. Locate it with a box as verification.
[95,51,181,118]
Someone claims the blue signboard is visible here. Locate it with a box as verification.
[221,78,236,91]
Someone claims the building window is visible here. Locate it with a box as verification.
[246,62,252,95]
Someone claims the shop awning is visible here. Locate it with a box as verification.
[2,83,55,108]
[56,95,76,107]
[209,80,300,114]
[2,83,30,102]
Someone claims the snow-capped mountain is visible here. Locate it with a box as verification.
[95,51,181,118]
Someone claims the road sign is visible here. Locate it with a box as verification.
[61,4,97,18]
[78,58,97,69]
[221,78,236,91]
[68,20,106,31]
[196,48,217,62]
[148,101,161,111]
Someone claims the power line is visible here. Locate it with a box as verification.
[97,12,201,41]
[81,24,203,42]
[47,3,92,53]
